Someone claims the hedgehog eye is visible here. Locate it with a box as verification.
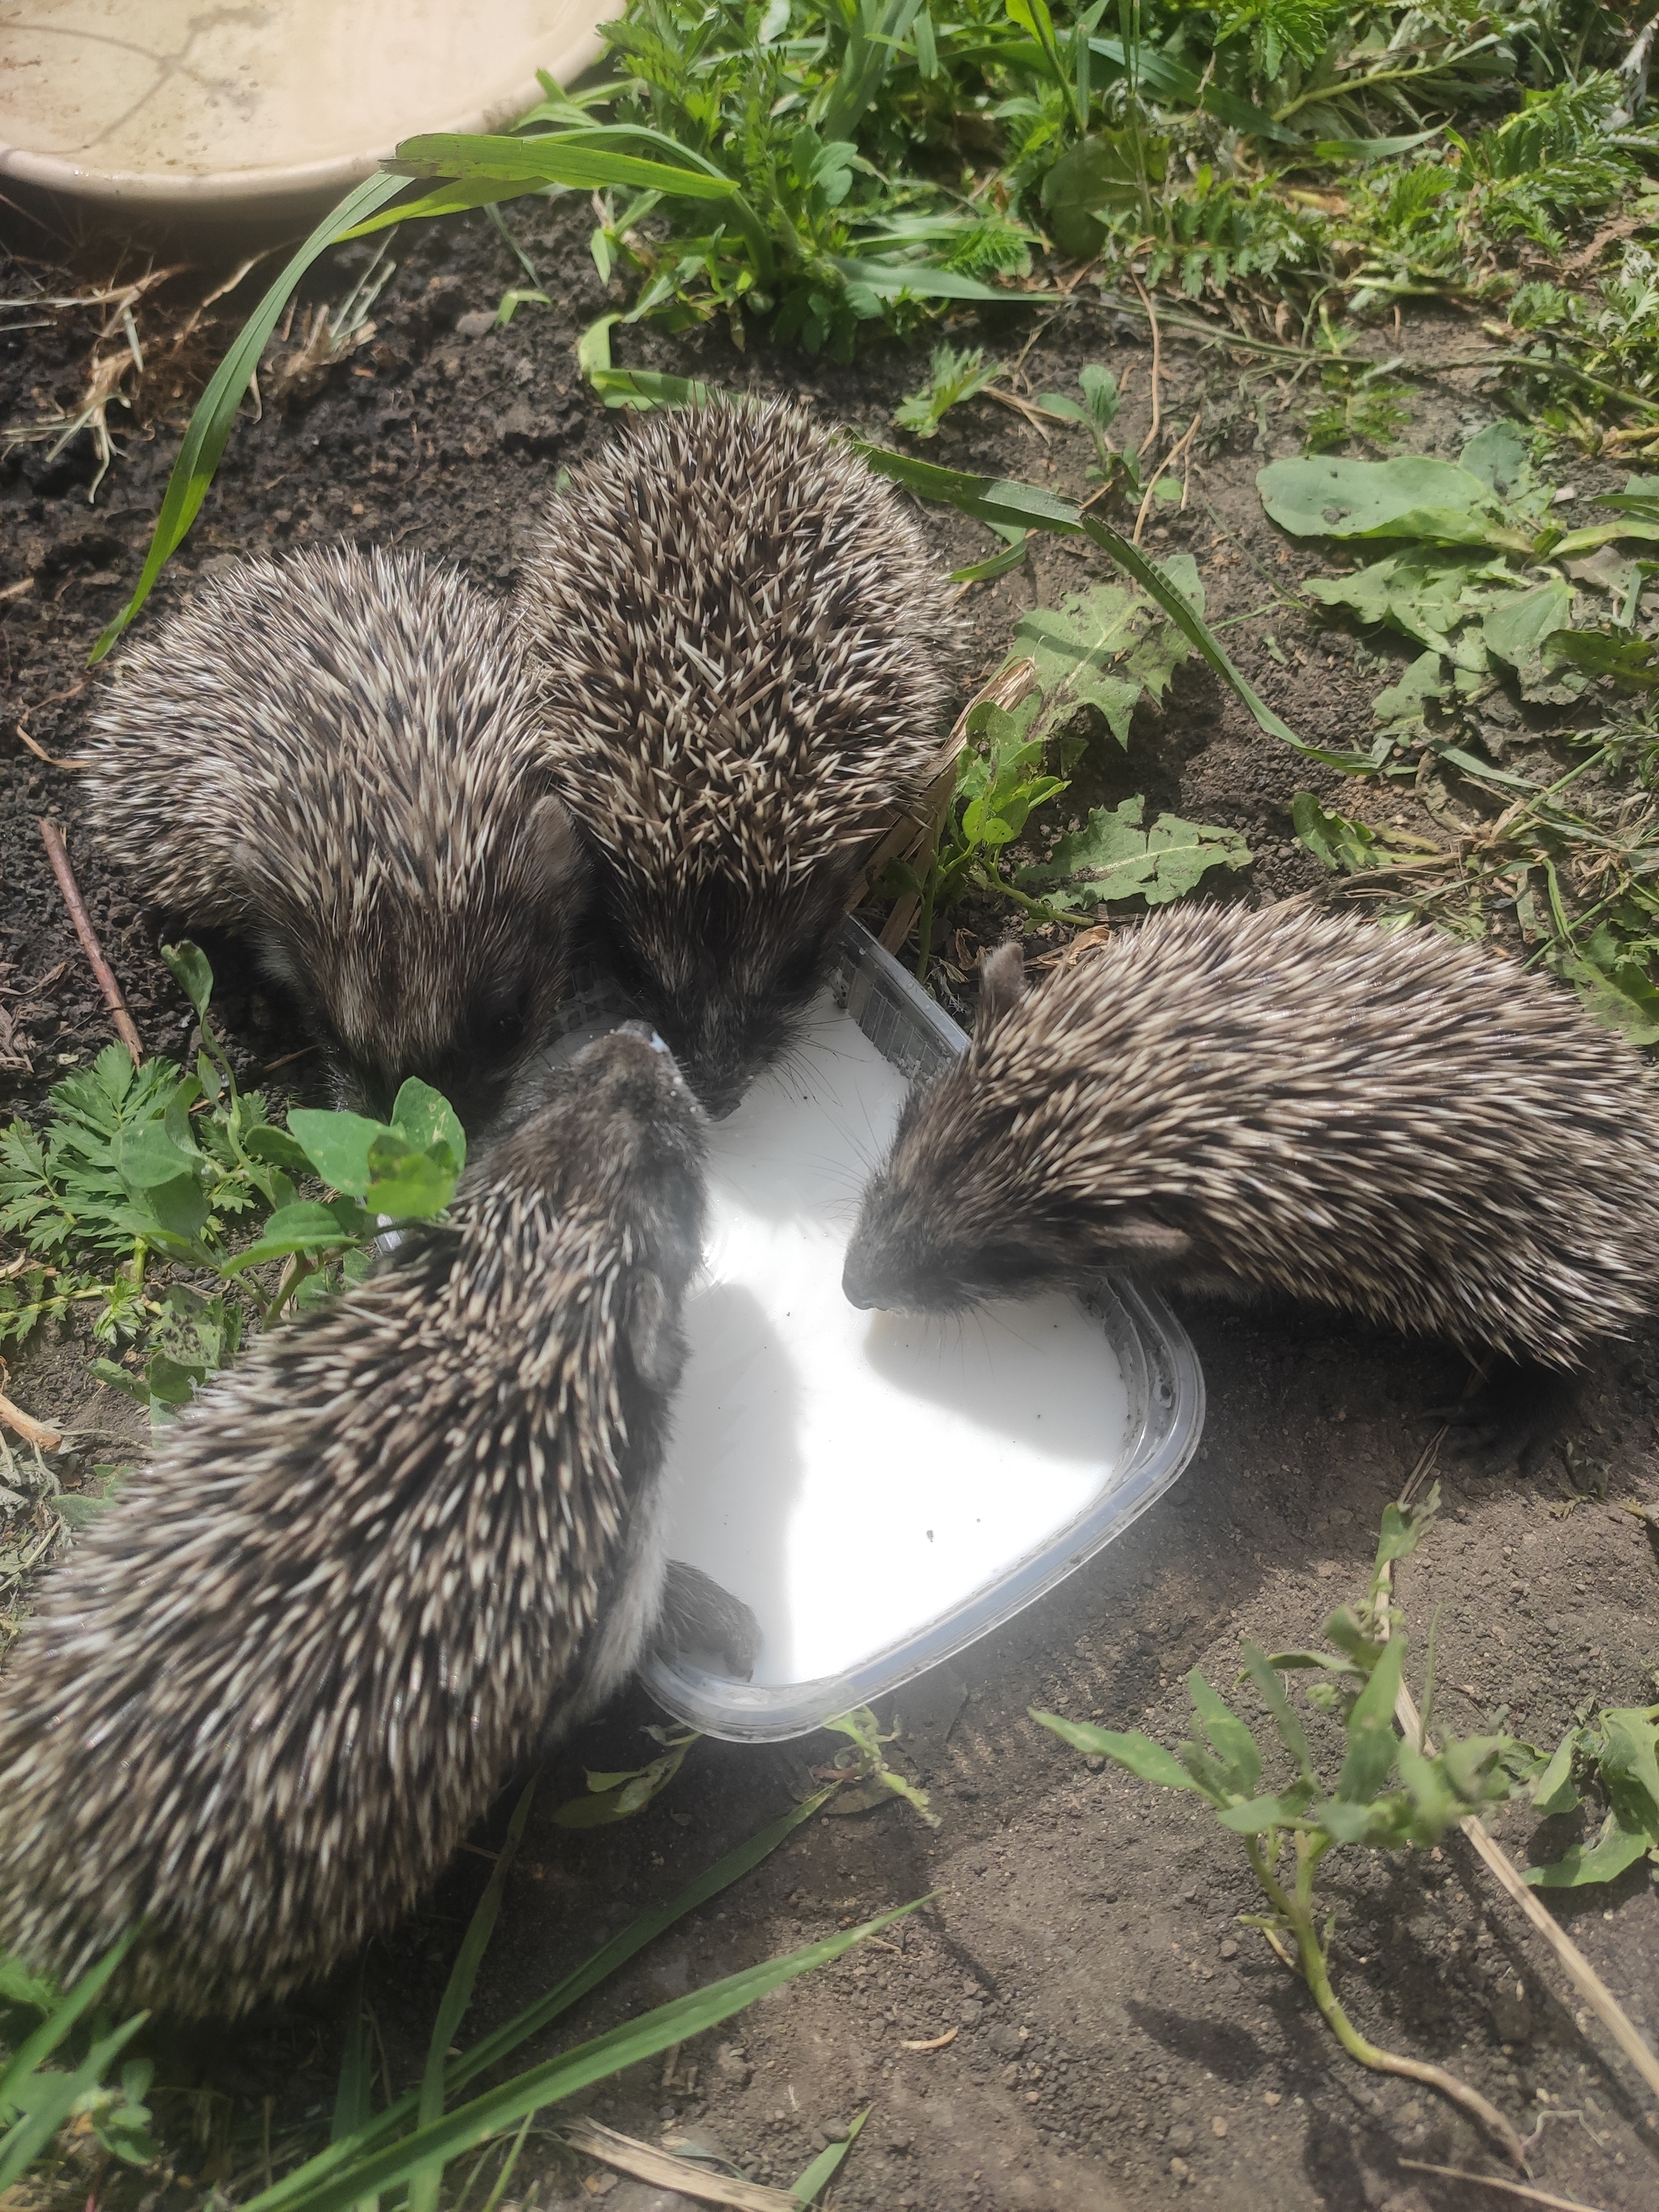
[471,982,532,1061]
[775,946,819,998]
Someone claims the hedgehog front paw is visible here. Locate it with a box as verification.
[657,1560,761,1680]
[1423,1357,1579,1479]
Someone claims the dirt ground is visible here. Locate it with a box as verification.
[3,192,1659,2212]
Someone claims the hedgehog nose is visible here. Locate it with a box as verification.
[703,1089,743,1121]
[841,1267,874,1311]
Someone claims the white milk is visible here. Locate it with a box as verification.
[653,995,1131,1689]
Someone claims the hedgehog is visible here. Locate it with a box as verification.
[516,400,957,1115]
[841,904,1659,1387]
[85,543,590,1131]
[0,1025,755,2018]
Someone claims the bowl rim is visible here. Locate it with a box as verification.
[0,31,605,209]
[638,915,1207,1744]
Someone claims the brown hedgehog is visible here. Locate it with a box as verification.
[0,1028,753,2018]
[842,904,1659,1379]
[517,401,956,1115]
[84,544,589,1131]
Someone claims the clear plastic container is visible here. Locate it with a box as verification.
[612,916,1207,1744]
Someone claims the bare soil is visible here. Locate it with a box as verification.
[3,197,1658,2212]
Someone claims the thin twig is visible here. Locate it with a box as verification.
[1393,1678,1659,2103]
[0,1385,62,1452]
[1131,271,1163,456]
[981,384,1055,441]
[1132,410,1202,548]
[1397,2161,1609,2212]
[36,819,142,1063]
[16,728,87,771]
[556,2118,799,2210]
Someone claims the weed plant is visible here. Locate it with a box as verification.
[2,1785,905,2209]
[1255,429,1659,1038]
[0,944,463,1417]
[1037,1485,1659,2165]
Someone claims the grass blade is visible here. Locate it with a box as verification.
[242,1899,923,2212]
[0,2014,150,2192]
[855,441,1376,773]
[330,1969,376,2212]
[389,134,739,200]
[408,1779,537,2212]
[248,1788,835,2212]
[0,1926,139,2099]
[789,2105,870,2204]
[88,169,406,663]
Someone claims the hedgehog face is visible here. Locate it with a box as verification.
[278,795,591,1136]
[605,869,848,1119]
[509,1024,709,1307]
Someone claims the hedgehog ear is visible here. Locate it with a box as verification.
[975,942,1026,1040]
[1104,1216,1194,1262]
[625,1275,682,1392]
[525,794,590,901]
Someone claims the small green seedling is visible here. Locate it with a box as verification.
[818,1705,940,1827]
[1527,1703,1659,1890]
[0,943,463,1419]
[0,1930,153,2191]
[893,344,1004,440]
[1035,1487,1538,2170]
[551,1725,701,1828]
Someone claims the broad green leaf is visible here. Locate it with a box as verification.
[363,1135,457,1222]
[288,1110,390,1198]
[222,1199,370,1273]
[1334,1635,1405,1804]
[1187,1671,1263,1798]
[1527,1817,1657,1890]
[1459,423,1531,498]
[1015,796,1252,910]
[1373,647,1452,725]
[1529,1730,1582,1818]
[1215,1784,1316,1832]
[1039,127,1168,258]
[1258,456,1508,546]
[242,1123,317,1176]
[114,1123,200,1191]
[1012,569,1201,747]
[390,1081,466,1175]
[139,1174,212,1245]
[1597,1707,1659,1832]
[1481,579,1579,701]
[160,940,214,1018]
[91,169,407,661]
[1545,628,1659,691]
[0,2014,151,2191]
[1239,1641,1316,1782]
[1030,1711,1204,1792]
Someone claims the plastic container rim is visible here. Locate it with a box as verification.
[638,914,1206,1743]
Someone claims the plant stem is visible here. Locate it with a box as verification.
[1245,1835,1526,2171]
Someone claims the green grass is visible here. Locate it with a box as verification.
[2,1784,905,2210]
[90,2,1659,653]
